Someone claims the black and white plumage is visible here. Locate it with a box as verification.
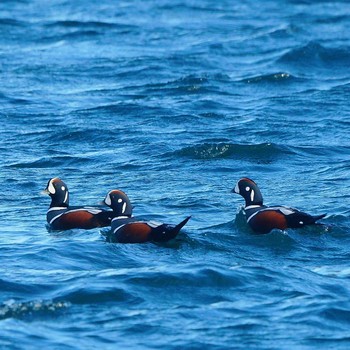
[103,189,190,243]
[44,178,114,230]
[233,178,326,234]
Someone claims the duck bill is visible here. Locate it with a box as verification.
[41,189,50,195]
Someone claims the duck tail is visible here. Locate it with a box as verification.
[166,216,191,240]
[173,216,191,233]
[312,213,327,223]
[153,216,191,242]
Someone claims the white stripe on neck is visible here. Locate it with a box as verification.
[48,207,67,212]
[111,216,130,222]
[245,205,262,210]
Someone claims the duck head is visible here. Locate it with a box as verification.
[232,178,263,207]
[44,177,69,207]
[103,189,132,217]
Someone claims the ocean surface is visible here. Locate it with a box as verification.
[1,0,350,348]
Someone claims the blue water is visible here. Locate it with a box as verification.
[1,0,350,348]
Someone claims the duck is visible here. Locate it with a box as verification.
[103,189,190,243]
[44,177,114,230]
[232,177,326,234]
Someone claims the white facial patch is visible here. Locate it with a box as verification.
[245,186,250,191]
[234,183,240,193]
[118,198,122,203]
[63,190,68,203]
[250,189,255,202]
[104,193,112,206]
[61,186,65,191]
[48,180,56,194]
[122,202,126,213]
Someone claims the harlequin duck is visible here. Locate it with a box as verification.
[44,177,114,230]
[103,189,190,243]
[232,178,326,234]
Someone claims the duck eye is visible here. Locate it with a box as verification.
[245,186,250,192]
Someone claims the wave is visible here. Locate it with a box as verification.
[0,299,69,320]
[44,20,130,30]
[75,102,164,118]
[278,41,350,69]
[62,286,135,304]
[241,72,296,84]
[7,155,91,168]
[42,20,138,39]
[175,142,289,161]
[311,266,350,278]
[124,264,244,289]
[136,74,231,97]
[0,18,25,27]
[287,144,350,158]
